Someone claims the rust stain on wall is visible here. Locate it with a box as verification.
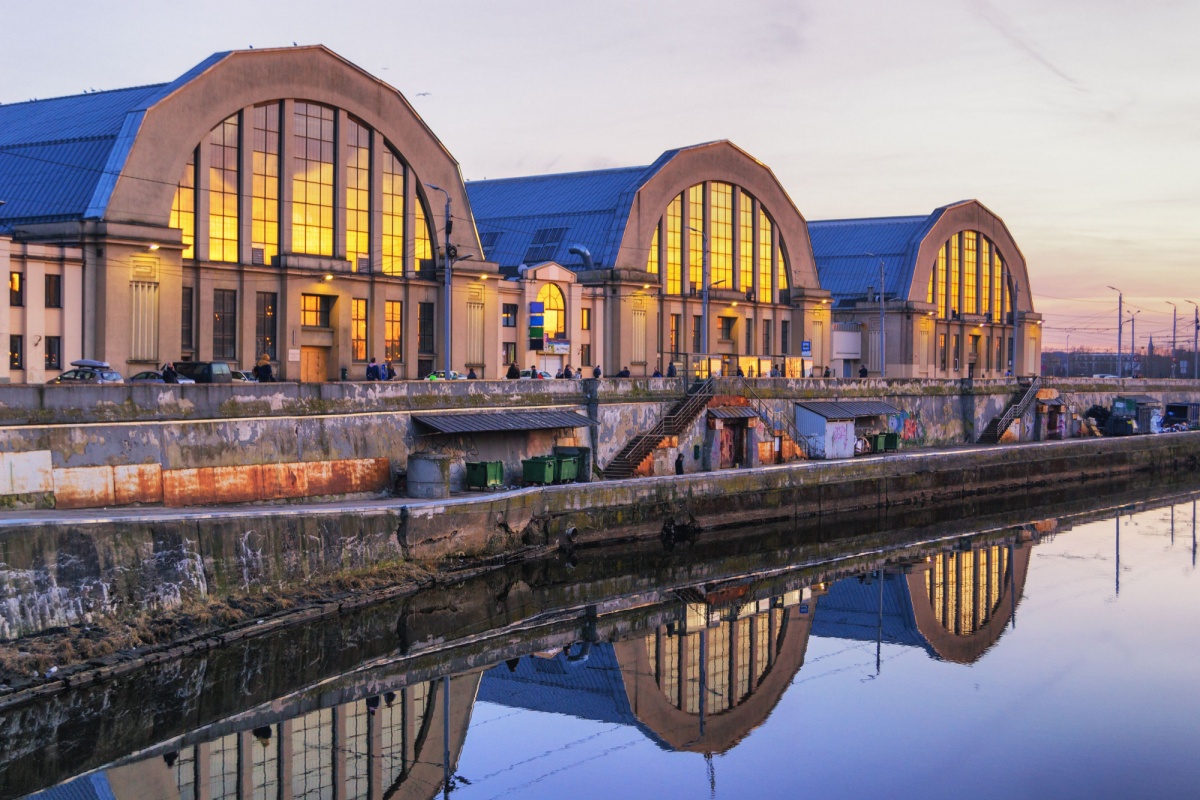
[161,458,390,507]
[53,466,116,509]
[113,464,163,505]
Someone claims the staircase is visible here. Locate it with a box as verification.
[602,378,716,479]
[735,377,810,459]
[977,376,1042,444]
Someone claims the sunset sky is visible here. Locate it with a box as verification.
[5,0,1196,352]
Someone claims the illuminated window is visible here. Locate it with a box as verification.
[927,267,934,305]
[777,240,789,294]
[502,303,518,327]
[301,294,333,328]
[414,197,433,275]
[647,224,659,274]
[666,195,682,294]
[992,251,1003,323]
[385,300,403,361]
[292,102,334,256]
[170,152,196,259]
[9,272,23,306]
[1002,258,1011,319]
[251,103,280,264]
[739,191,754,293]
[581,307,592,330]
[537,283,566,339]
[346,118,371,270]
[757,210,773,303]
[256,292,276,360]
[936,246,947,318]
[670,314,680,354]
[9,335,23,370]
[980,238,992,318]
[208,113,239,263]
[381,151,405,276]
[688,184,704,290]
[948,234,960,317]
[45,336,61,370]
[963,231,977,315]
[351,298,367,361]
[503,341,517,365]
[710,182,732,290]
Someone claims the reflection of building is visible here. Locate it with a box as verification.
[32,674,480,800]
[480,585,818,754]
[811,541,1031,664]
[467,141,832,377]
[808,201,1041,379]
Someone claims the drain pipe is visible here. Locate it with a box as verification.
[568,245,594,270]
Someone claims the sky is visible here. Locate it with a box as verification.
[3,0,1197,352]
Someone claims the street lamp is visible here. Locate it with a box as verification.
[1065,333,1071,377]
[1167,301,1178,378]
[1107,286,1123,377]
[1188,300,1199,380]
[1128,309,1140,378]
[865,253,886,377]
[425,183,454,378]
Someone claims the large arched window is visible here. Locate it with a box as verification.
[927,231,1009,322]
[645,182,789,302]
[170,101,436,273]
[537,283,566,339]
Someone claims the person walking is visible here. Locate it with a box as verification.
[666,362,676,378]
[593,365,602,378]
[366,357,379,381]
[675,452,684,475]
[467,367,478,379]
[162,362,179,384]
[506,363,520,379]
[253,355,274,382]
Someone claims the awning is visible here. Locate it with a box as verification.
[796,401,902,420]
[708,406,761,420]
[412,410,597,435]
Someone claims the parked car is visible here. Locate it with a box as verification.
[47,359,124,385]
[230,370,257,383]
[129,370,196,384]
[172,361,233,384]
[519,369,553,379]
[425,370,466,380]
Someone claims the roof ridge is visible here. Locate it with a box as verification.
[0,133,117,150]
[0,81,168,108]
[809,214,931,225]
[467,164,650,185]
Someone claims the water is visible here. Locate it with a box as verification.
[5,485,1199,800]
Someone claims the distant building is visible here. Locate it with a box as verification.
[467,141,832,378]
[809,200,1041,378]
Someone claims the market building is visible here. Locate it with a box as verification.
[0,46,498,381]
[466,141,832,378]
[808,200,1041,379]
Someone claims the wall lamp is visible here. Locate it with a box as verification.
[323,273,334,282]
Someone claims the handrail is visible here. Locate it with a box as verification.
[604,378,717,475]
[990,376,1042,441]
[735,377,809,458]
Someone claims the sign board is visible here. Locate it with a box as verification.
[800,340,812,357]
[542,340,570,355]
[288,348,300,362]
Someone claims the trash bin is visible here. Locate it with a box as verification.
[884,432,899,452]
[872,433,888,453]
[555,455,579,483]
[522,456,557,485]
[340,367,349,381]
[465,460,504,490]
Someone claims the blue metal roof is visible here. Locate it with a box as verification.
[810,573,938,657]
[477,645,638,726]
[808,206,954,303]
[0,52,230,225]
[466,149,680,270]
[24,772,116,800]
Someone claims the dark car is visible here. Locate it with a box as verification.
[172,361,233,384]
[48,359,124,385]
[128,370,196,385]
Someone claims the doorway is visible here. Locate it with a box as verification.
[300,346,328,382]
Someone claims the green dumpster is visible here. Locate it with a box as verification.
[872,433,888,453]
[465,460,503,490]
[522,456,557,485]
[555,455,579,483]
[884,432,899,452]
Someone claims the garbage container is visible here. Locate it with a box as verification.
[872,433,888,453]
[884,432,899,452]
[465,460,504,490]
[522,456,557,485]
[555,455,579,483]
[340,367,349,381]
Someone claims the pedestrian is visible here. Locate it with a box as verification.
[618,366,630,377]
[162,361,179,384]
[859,364,869,378]
[736,365,745,377]
[253,354,274,382]
[823,365,831,378]
[530,363,543,379]
[666,362,676,378]
[555,367,564,379]
[386,361,396,380]
[506,362,520,379]
[675,452,684,475]
[563,364,574,379]
[769,365,779,378]
[652,367,663,378]
[366,357,379,381]
[593,365,602,378]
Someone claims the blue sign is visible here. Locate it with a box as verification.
[801,340,812,357]
[530,301,544,313]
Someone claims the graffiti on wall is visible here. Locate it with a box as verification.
[889,409,927,444]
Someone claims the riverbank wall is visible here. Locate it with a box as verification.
[2,377,1199,511]
[3,431,1200,641]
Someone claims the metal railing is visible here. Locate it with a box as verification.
[603,378,716,478]
[735,377,810,458]
[982,376,1042,443]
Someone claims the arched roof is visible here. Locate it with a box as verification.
[808,200,1032,313]
[466,140,820,291]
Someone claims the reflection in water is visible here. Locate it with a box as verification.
[14,487,1200,799]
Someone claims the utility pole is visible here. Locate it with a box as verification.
[866,253,886,377]
[1167,301,1178,377]
[426,184,453,379]
[1129,309,1140,377]
[1108,286,1123,377]
[1190,300,1199,380]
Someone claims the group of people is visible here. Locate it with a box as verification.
[365,357,396,381]
[504,362,604,379]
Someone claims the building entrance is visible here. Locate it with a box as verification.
[300,347,328,382]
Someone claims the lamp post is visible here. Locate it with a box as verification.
[866,253,886,377]
[1107,286,1123,377]
[425,183,454,378]
[1188,300,1199,380]
[1128,309,1140,377]
[1167,301,1178,378]
[1065,333,1071,377]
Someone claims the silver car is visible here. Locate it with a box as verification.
[48,359,124,385]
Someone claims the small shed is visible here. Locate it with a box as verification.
[1112,395,1161,434]
[794,401,902,459]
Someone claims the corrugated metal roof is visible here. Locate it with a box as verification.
[25,773,116,800]
[478,644,638,726]
[465,149,682,270]
[796,401,902,419]
[810,574,936,656]
[708,406,760,419]
[413,410,597,434]
[0,52,229,225]
[807,205,958,304]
